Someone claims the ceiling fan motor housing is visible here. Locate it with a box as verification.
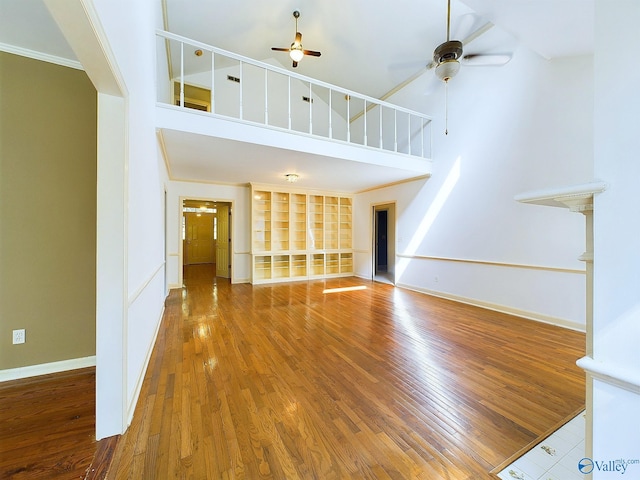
[434,40,463,82]
[433,40,463,63]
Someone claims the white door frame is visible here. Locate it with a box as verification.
[372,202,396,284]
[178,196,234,286]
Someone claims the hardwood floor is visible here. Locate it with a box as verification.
[106,265,585,479]
[0,368,96,479]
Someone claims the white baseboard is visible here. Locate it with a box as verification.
[0,355,97,383]
[396,282,586,332]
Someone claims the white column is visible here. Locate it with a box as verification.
[562,195,595,461]
[515,182,606,473]
[96,93,128,439]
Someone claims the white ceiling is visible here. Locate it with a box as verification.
[0,0,594,192]
[160,128,430,192]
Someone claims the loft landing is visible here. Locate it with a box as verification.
[156,30,433,192]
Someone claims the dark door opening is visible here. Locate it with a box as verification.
[376,210,388,272]
[373,203,395,285]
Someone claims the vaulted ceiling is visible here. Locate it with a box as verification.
[0,0,594,191]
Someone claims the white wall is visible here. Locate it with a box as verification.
[166,181,252,287]
[355,42,594,329]
[590,1,640,475]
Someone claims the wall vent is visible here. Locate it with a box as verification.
[227,75,240,83]
[302,96,313,103]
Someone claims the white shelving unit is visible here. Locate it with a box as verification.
[250,184,353,284]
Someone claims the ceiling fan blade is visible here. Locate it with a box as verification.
[453,13,477,40]
[303,50,321,57]
[272,47,290,52]
[294,32,302,46]
[461,53,512,66]
[461,21,494,46]
[452,13,492,45]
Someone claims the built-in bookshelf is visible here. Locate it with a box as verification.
[252,191,271,252]
[309,195,324,250]
[339,197,352,249]
[291,193,307,251]
[250,184,353,284]
[272,192,289,251]
[325,196,339,250]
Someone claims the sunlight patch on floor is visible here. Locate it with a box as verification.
[322,285,367,294]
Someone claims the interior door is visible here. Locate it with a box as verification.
[184,212,214,265]
[216,204,231,278]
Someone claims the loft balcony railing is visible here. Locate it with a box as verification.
[156,30,432,159]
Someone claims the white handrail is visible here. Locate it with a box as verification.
[157,29,432,159]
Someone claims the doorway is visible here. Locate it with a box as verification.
[373,203,396,285]
[182,199,232,284]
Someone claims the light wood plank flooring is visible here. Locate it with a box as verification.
[106,265,585,479]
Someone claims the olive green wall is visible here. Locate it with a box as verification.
[0,52,97,370]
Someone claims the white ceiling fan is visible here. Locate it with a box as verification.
[428,0,512,84]
[385,2,513,132]
[422,0,513,134]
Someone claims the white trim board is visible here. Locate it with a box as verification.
[0,355,96,383]
[126,304,165,427]
[0,42,83,70]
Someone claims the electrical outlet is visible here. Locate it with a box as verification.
[12,329,25,345]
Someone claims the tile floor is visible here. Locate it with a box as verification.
[497,411,587,480]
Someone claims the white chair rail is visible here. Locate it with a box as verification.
[156,30,432,159]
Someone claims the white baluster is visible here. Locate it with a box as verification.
[210,51,215,113]
[309,83,312,134]
[264,69,268,125]
[379,106,383,150]
[394,109,398,152]
[364,100,367,146]
[179,41,184,107]
[329,88,333,139]
[239,61,243,120]
[288,76,291,130]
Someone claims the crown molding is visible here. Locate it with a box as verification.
[0,42,82,70]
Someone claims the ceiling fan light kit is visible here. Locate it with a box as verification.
[290,48,304,62]
[435,59,460,82]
